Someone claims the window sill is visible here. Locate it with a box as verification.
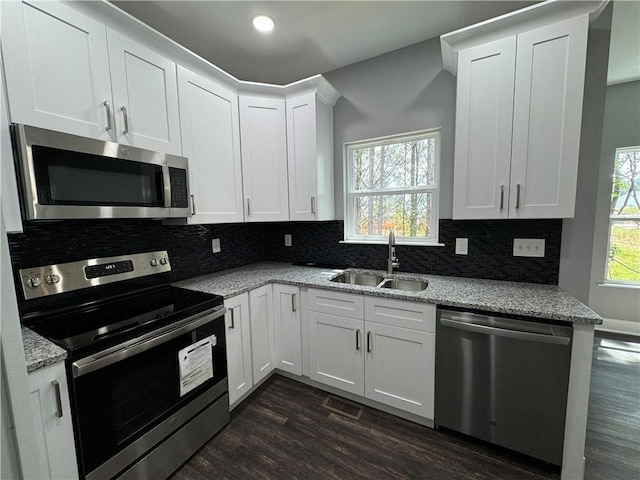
[596,282,640,290]
[339,240,445,247]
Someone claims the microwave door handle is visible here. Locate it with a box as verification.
[161,165,172,208]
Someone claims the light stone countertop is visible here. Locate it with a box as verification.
[22,326,67,373]
[24,261,602,374]
[176,262,602,324]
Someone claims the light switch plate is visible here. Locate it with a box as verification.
[455,238,468,255]
[211,238,221,253]
[284,234,292,247]
[513,238,545,257]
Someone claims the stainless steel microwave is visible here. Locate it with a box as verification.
[11,124,191,221]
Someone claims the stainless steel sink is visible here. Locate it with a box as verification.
[330,272,428,291]
[330,272,384,286]
[378,278,429,291]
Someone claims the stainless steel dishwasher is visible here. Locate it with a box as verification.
[435,309,572,466]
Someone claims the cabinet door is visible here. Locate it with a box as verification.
[28,363,78,480]
[308,311,364,396]
[224,293,253,407]
[1,0,113,140]
[286,93,317,221]
[107,29,182,155]
[452,37,516,220]
[510,15,588,219]
[239,95,289,222]
[178,67,244,224]
[249,285,276,383]
[364,322,434,419]
[273,284,302,376]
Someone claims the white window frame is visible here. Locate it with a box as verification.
[604,145,640,287]
[343,129,441,246]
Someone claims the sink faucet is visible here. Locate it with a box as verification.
[388,230,399,274]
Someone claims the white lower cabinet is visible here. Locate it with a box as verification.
[273,284,303,376]
[28,362,78,480]
[224,293,253,407]
[249,284,276,384]
[307,288,435,420]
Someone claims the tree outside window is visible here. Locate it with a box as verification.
[345,130,439,244]
[606,146,640,284]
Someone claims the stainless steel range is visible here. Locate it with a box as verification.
[18,251,229,480]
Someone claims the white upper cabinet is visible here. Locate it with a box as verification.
[107,29,182,155]
[443,2,598,219]
[286,81,340,221]
[239,95,289,222]
[1,2,181,155]
[452,37,516,220]
[509,16,588,219]
[178,67,244,223]
[1,1,113,140]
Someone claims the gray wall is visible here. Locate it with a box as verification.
[557,22,612,303]
[588,80,640,324]
[324,37,456,220]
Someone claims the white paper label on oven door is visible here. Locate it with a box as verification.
[178,338,213,397]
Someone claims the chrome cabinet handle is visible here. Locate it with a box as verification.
[229,307,235,329]
[499,185,505,210]
[103,101,112,131]
[291,293,296,312]
[356,329,361,351]
[311,196,316,214]
[367,331,372,353]
[246,198,251,216]
[51,380,63,418]
[516,183,521,209]
[120,106,129,134]
[190,194,196,215]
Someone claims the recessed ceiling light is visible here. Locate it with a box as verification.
[252,14,275,33]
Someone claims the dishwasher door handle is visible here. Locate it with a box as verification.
[440,318,570,346]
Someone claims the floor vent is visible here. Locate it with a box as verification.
[322,395,363,420]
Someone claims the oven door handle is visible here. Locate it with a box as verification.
[72,305,225,378]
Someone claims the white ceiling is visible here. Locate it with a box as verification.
[111,0,538,84]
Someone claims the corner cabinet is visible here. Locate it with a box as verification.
[28,362,78,480]
[1,1,182,155]
[272,284,303,375]
[249,284,276,383]
[286,81,341,221]
[443,5,594,219]
[178,67,244,224]
[239,96,289,222]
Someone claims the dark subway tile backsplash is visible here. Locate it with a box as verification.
[8,218,561,285]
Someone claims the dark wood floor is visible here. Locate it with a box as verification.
[170,332,640,480]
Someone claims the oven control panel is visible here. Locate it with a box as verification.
[19,251,171,300]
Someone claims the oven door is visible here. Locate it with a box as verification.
[70,307,227,480]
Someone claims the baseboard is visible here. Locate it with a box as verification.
[595,318,640,337]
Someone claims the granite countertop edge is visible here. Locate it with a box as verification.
[22,327,67,374]
[176,262,603,325]
[24,261,602,374]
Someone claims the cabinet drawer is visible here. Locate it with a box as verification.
[364,297,435,332]
[307,288,364,319]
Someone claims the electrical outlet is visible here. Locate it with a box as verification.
[284,234,292,247]
[455,238,468,255]
[211,238,221,253]
[513,238,545,257]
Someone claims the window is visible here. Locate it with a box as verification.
[344,130,440,244]
[606,146,640,285]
